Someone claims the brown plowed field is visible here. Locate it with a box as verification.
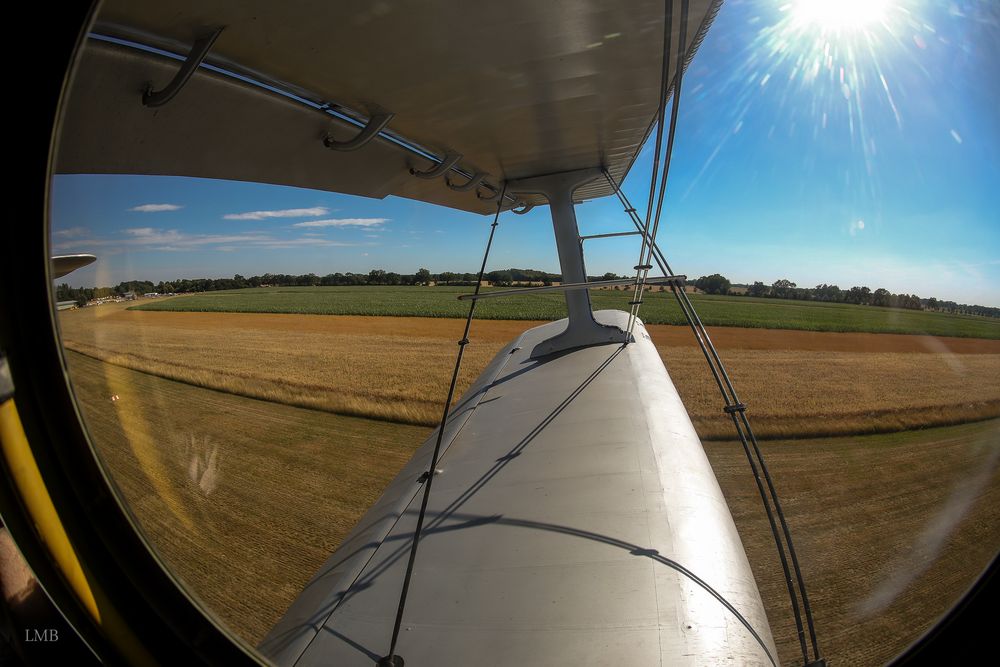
[59,306,1000,439]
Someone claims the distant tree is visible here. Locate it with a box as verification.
[871,287,891,307]
[490,270,514,286]
[846,286,871,305]
[771,278,796,299]
[747,281,769,298]
[694,274,731,295]
[814,284,842,302]
[368,269,386,285]
[415,268,432,285]
[600,272,619,282]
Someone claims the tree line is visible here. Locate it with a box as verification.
[693,274,999,319]
[54,268,580,306]
[55,269,998,318]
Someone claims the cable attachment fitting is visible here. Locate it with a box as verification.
[457,338,470,346]
[723,403,747,414]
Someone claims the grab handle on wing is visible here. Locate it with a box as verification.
[323,112,395,151]
[446,172,488,192]
[410,152,462,179]
[142,27,225,108]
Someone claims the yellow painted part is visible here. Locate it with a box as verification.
[0,398,100,620]
[0,398,158,665]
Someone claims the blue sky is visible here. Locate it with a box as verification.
[51,0,999,306]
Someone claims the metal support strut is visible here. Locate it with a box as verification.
[507,168,630,357]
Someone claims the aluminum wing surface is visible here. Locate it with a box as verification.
[260,312,778,666]
[56,0,720,214]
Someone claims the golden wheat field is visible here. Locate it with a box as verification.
[58,303,1000,439]
[63,349,1000,667]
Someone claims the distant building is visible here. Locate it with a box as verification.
[55,300,78,311]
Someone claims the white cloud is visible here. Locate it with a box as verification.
[291,218,388,228]
[848,219,865,236]
[255,239,359,249]
[223,207,330,220]
[129,204,183,213]
[53,226,88,238]
[52,227,359,253]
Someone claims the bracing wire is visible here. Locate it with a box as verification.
[378,184,509,667]
[604,169,823,666]
[627,0,690,340]
[628,0,674,335]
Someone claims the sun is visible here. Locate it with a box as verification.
[789,0,891,30]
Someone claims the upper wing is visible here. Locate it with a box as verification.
[55,0,720,214]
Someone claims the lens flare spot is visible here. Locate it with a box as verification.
[790,0,892,30]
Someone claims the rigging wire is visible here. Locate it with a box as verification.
[378,183,509,667]
[628,0,674,335]
[627,0,690,340]
[603,169,823,666]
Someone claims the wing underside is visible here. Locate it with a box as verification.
[56,0,720,213]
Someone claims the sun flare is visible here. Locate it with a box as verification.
[790,0,891,30]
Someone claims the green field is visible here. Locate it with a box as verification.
[132,286,1000,338]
